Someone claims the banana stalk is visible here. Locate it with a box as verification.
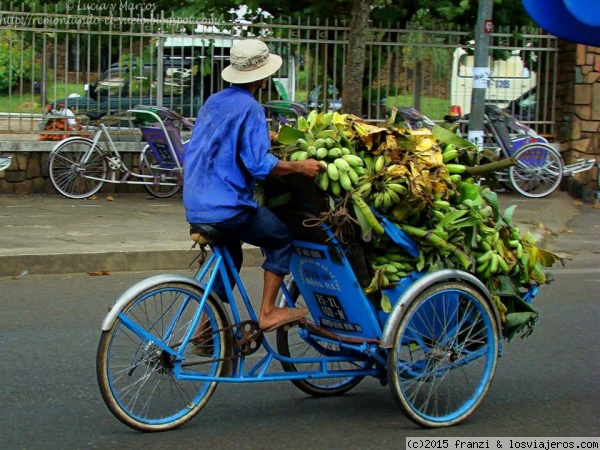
[399,224,471,270]
[351,192,385,235]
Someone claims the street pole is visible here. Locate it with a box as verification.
[468,0,494,151]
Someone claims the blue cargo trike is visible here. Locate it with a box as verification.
[96,203,535,431]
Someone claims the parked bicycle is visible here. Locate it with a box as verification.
[397,106,596,198]
[474,105,595,198]
[48,106,193,199]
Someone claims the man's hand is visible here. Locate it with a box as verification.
[295,158,323,178]
[270,158,324,178]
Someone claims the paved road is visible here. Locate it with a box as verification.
[1,265,598,449]
[1,197,598,448]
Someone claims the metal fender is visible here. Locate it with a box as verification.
[379,269,500,348]
[100,274,230,331]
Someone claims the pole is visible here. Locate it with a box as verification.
[468,0,494,151]
[156,11,164,107]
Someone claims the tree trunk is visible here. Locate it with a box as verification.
[342,0,371,116]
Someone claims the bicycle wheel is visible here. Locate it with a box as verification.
[48,138,107,199]
[509,144,563,198]
[96,282,231,432]
[276,280,372,397]
[139,145,182,198]
[387,282,499,428]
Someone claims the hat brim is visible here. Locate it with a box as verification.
[221,54,283,84]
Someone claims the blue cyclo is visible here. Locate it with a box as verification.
[96,197,536,431]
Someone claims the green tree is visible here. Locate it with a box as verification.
[0,31,36,94]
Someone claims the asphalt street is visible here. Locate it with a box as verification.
[0,192,599,448]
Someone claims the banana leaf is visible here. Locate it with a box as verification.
[491,275,520,297]
[500,294,539,341]
[432,124,475,149]
[502,204,517,226]
[276,125,306,145]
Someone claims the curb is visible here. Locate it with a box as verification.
[0,247,265,277]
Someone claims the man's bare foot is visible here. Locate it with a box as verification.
[259,307,309,333]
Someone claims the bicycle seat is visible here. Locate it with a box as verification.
[189,224,224,245]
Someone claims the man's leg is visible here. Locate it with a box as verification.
[258,270,307,331]
[235,208,307,331]
[190,312,213,356]
[258,271,284,328]
[213,208,308,331]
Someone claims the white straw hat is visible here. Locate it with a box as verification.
[221,39,283,84]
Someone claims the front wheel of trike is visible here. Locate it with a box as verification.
[96,282,231,432]
[387,281,499,428]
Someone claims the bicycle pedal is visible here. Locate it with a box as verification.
[280,321,300,332]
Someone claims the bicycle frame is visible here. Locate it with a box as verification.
[105,235,384,385]
[74,122,183,187]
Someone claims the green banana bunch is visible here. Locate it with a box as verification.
[271,110,564,339]
[442,143,459,164]
[286,127,364,197]
[370,248,418,284]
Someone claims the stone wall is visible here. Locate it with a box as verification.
[554,41,600,191]
[0,141,148,195]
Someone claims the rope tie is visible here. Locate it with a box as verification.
[302,197,359,244]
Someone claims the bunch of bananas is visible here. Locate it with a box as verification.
[370,247,418,285]
[272,109,564,337]
[288,133,365,197]
[354,155,410,213]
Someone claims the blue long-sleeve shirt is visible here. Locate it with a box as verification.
[183,86,279,223]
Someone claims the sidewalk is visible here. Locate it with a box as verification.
[0,190,581,277]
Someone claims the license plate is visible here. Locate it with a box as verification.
[495,79,511,88]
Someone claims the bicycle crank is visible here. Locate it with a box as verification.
[235,320,263,356]
[107,156,122,170]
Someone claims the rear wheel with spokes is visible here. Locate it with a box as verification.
[48,138,107,199]
[387,282,499,428]
[509,144,563,198]
[96,282,231,432]
[276,280,372,397]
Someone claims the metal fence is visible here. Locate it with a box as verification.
[0,3,558,137]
